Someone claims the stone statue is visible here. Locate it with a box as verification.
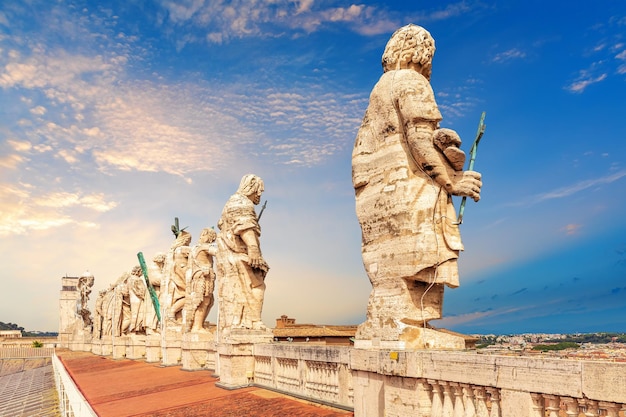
[216,174,269,332]
[144,252,165,334]
[76,270,94,330]
[352,24,482,345]
[104,272,131,337]
[164,231,192,325]
[183,228,217,333]
[127,265,147,333]
[92,289,106,339]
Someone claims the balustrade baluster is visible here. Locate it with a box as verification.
[580,399,599,417]
[486,389,500,417]
[561,397,579,417]
[429,380,444,417]
[450,383,464,417]
[530,393,545,417]
[543,395,560,417]
[441,382,455,417]
[598,401,621,417]
[473,387,489,417]
[462,384,476,417]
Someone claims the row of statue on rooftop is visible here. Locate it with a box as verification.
[86,174,270,339]
[73,23,483,349]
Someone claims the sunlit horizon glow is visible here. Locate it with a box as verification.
[1,0,625,334]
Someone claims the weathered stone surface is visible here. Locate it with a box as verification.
[182,228,217,333]
[181,331,215,371]
[352,24,482,346]
[125,334,146,360]
[582,361,626,403]
[216,174,269,334]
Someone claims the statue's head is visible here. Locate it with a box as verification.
[237,174,264,205]
[171,230,192,249]
[199,227,217,244]
[131,265,142,276]
[152,252,166,265]
[382,24,435,79]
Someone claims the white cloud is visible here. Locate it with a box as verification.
[492,48,526,63]
[0,182,117,237]
[566,72,607,93]
[511,170,626,207]
[30,105,46,115]
[561,223,582,236]
[157,0,474,42]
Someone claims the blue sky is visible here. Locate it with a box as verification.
[1,0,625,335]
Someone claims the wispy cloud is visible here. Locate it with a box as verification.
[561,223,582,236]
[566,71,607,93]
[510,170,626,207]
[0,184,117,236]
[157,0,479,44]
[492,48,526,63]
[0,12,366,181]
[158,0,394,43]
[435,306,529,328]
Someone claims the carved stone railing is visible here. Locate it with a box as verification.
[253,344,354,410]
[350,349,626,417]
[68,335,626,416]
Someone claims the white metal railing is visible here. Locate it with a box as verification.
[51,353,98,417]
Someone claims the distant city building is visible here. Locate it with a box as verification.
[0,330,22,338]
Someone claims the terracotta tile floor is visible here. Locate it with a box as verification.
[57,350,354,417]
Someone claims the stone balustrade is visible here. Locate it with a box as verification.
[253,344,354,410]
[350,348,626,417]
[77,338,626,416]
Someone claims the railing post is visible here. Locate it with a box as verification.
[530,393,545,417]
[441,381,454,417]
[450,383,464,417]
[461,384,476,417]
[543,394,560,417]
[598,401,621,417]
[562,397,578,417]
[429,380,444,417]
[486,388,500,417]
[474,387,489,417]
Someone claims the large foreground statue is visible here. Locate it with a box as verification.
[352,24,482,345]
[216,174,269,332]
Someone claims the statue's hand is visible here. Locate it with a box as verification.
[449,170,482,202]
[247,245,265,269]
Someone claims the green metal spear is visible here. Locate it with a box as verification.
[457,111,486,225]
[137,251,161,322]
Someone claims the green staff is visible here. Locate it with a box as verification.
[137,251,161,322]
[457,111,486,225]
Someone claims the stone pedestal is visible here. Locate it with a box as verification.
[101,336,113,356]
[68,329,93,352]
[126,334,146,360]
[161,328,182,366]
[216,329,273,390]
[354,327,466,350]
[112,335,127,359]
[145,333,162,363]
[181,331,216,371]
[91,338,103,355]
